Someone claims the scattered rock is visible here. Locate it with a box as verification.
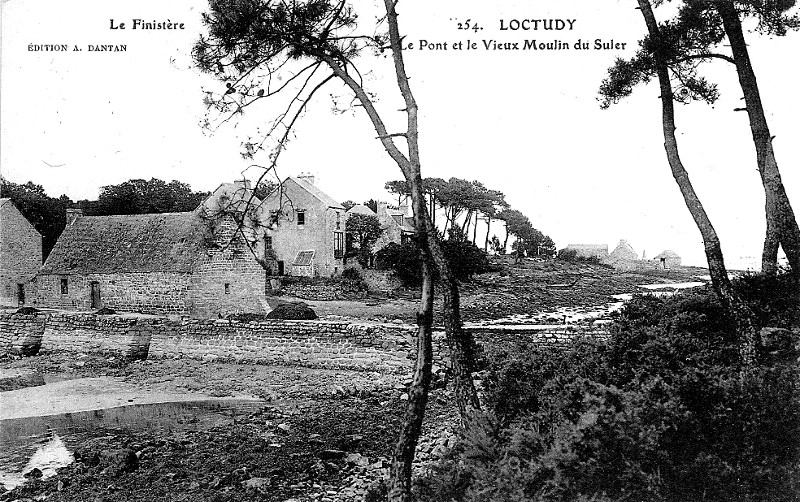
[345,453,369,467]
[23,468,43,479]
[100,448,139,477]
[242,476,270,492]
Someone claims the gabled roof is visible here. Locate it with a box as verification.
[347,204,376,216]
[40,212,207,275]
[0,198,42,237]
[609,239,638,260]
[289,177,343,209]
[654,249,680,259]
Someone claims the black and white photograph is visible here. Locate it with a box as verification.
[1,0,799,500]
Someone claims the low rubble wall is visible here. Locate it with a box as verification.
[0,312,607,373]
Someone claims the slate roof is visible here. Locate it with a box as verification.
[290,177,344,209]
[654,250,680,259]
[40,212,207,275]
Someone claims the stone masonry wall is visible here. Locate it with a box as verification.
[0,312,608,374]
[0,313,48,356]
[0,202,43,307]
[31,273,194,314]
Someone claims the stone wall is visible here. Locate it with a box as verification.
[0,313,48,356]
[0,312,608,374]
[31,272,194,314]
[0,201,42,307]
[278,277,368,301]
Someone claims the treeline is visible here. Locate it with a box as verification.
[383,177,555,257]
[0,177,209,258]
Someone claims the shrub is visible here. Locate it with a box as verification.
[375,241,423,286]
[375,239,492,286]
[15,306,40,314]
[341,266,363,282]
[417,280,800,502]
[441,239,492,280]
[266,302,318,320]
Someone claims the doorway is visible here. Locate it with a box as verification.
[90,281,101,309]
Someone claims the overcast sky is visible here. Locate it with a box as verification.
[1,0,798,269]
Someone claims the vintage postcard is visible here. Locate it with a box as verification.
[1,0,799,500]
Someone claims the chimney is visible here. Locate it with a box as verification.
[297,172,315,185]
[66,208,83,225]
[233,179,252,190]
[377,201,388,217]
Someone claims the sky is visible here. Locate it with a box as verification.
[1,0,799,270]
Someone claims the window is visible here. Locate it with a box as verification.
[336,211,341,230]
[334,231,345,259]
[60,278,68,294]
[264,235,273,250]
[224,283,231,294]
[294,251,314,266]
[297,210,305,225]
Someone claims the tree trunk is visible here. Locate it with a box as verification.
[484,216,491,252]
[503,225,509,254]
[716,1,800,278]
[461,209,471,236]
[387,183,434,501]
[472,214,478,244]
[638,0,758,363]
[763,218,780,276]
[321,3,482,498]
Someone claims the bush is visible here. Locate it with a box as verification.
[266,302,318,320]
[417,279,800,502]
[15,306,40,314]
[341,266,363,282]
[375,239,492,287]
[375,242,424,286]
[557,248,603,264]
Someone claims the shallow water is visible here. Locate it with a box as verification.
[0,399,262,490]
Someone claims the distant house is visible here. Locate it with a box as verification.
[0,199,42,306]
[565,243,608,260]
[373,201,415,251]
[604,239,639,269]
[653,250,681,269]
[31,181,266,317]
[260,174,346,277]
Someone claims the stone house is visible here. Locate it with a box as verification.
[604,239,640,270]
[564,243,609,260]
[373,201,416,252]
[653,249,681,269]
[259,175,346,277]
[30,182,267,318]
[0,199,42,307]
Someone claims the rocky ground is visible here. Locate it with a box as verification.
[3,390,457,502]
[0,352,456,502]
[299,260,707,324]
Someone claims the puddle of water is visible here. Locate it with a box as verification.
[0,399,262,490]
